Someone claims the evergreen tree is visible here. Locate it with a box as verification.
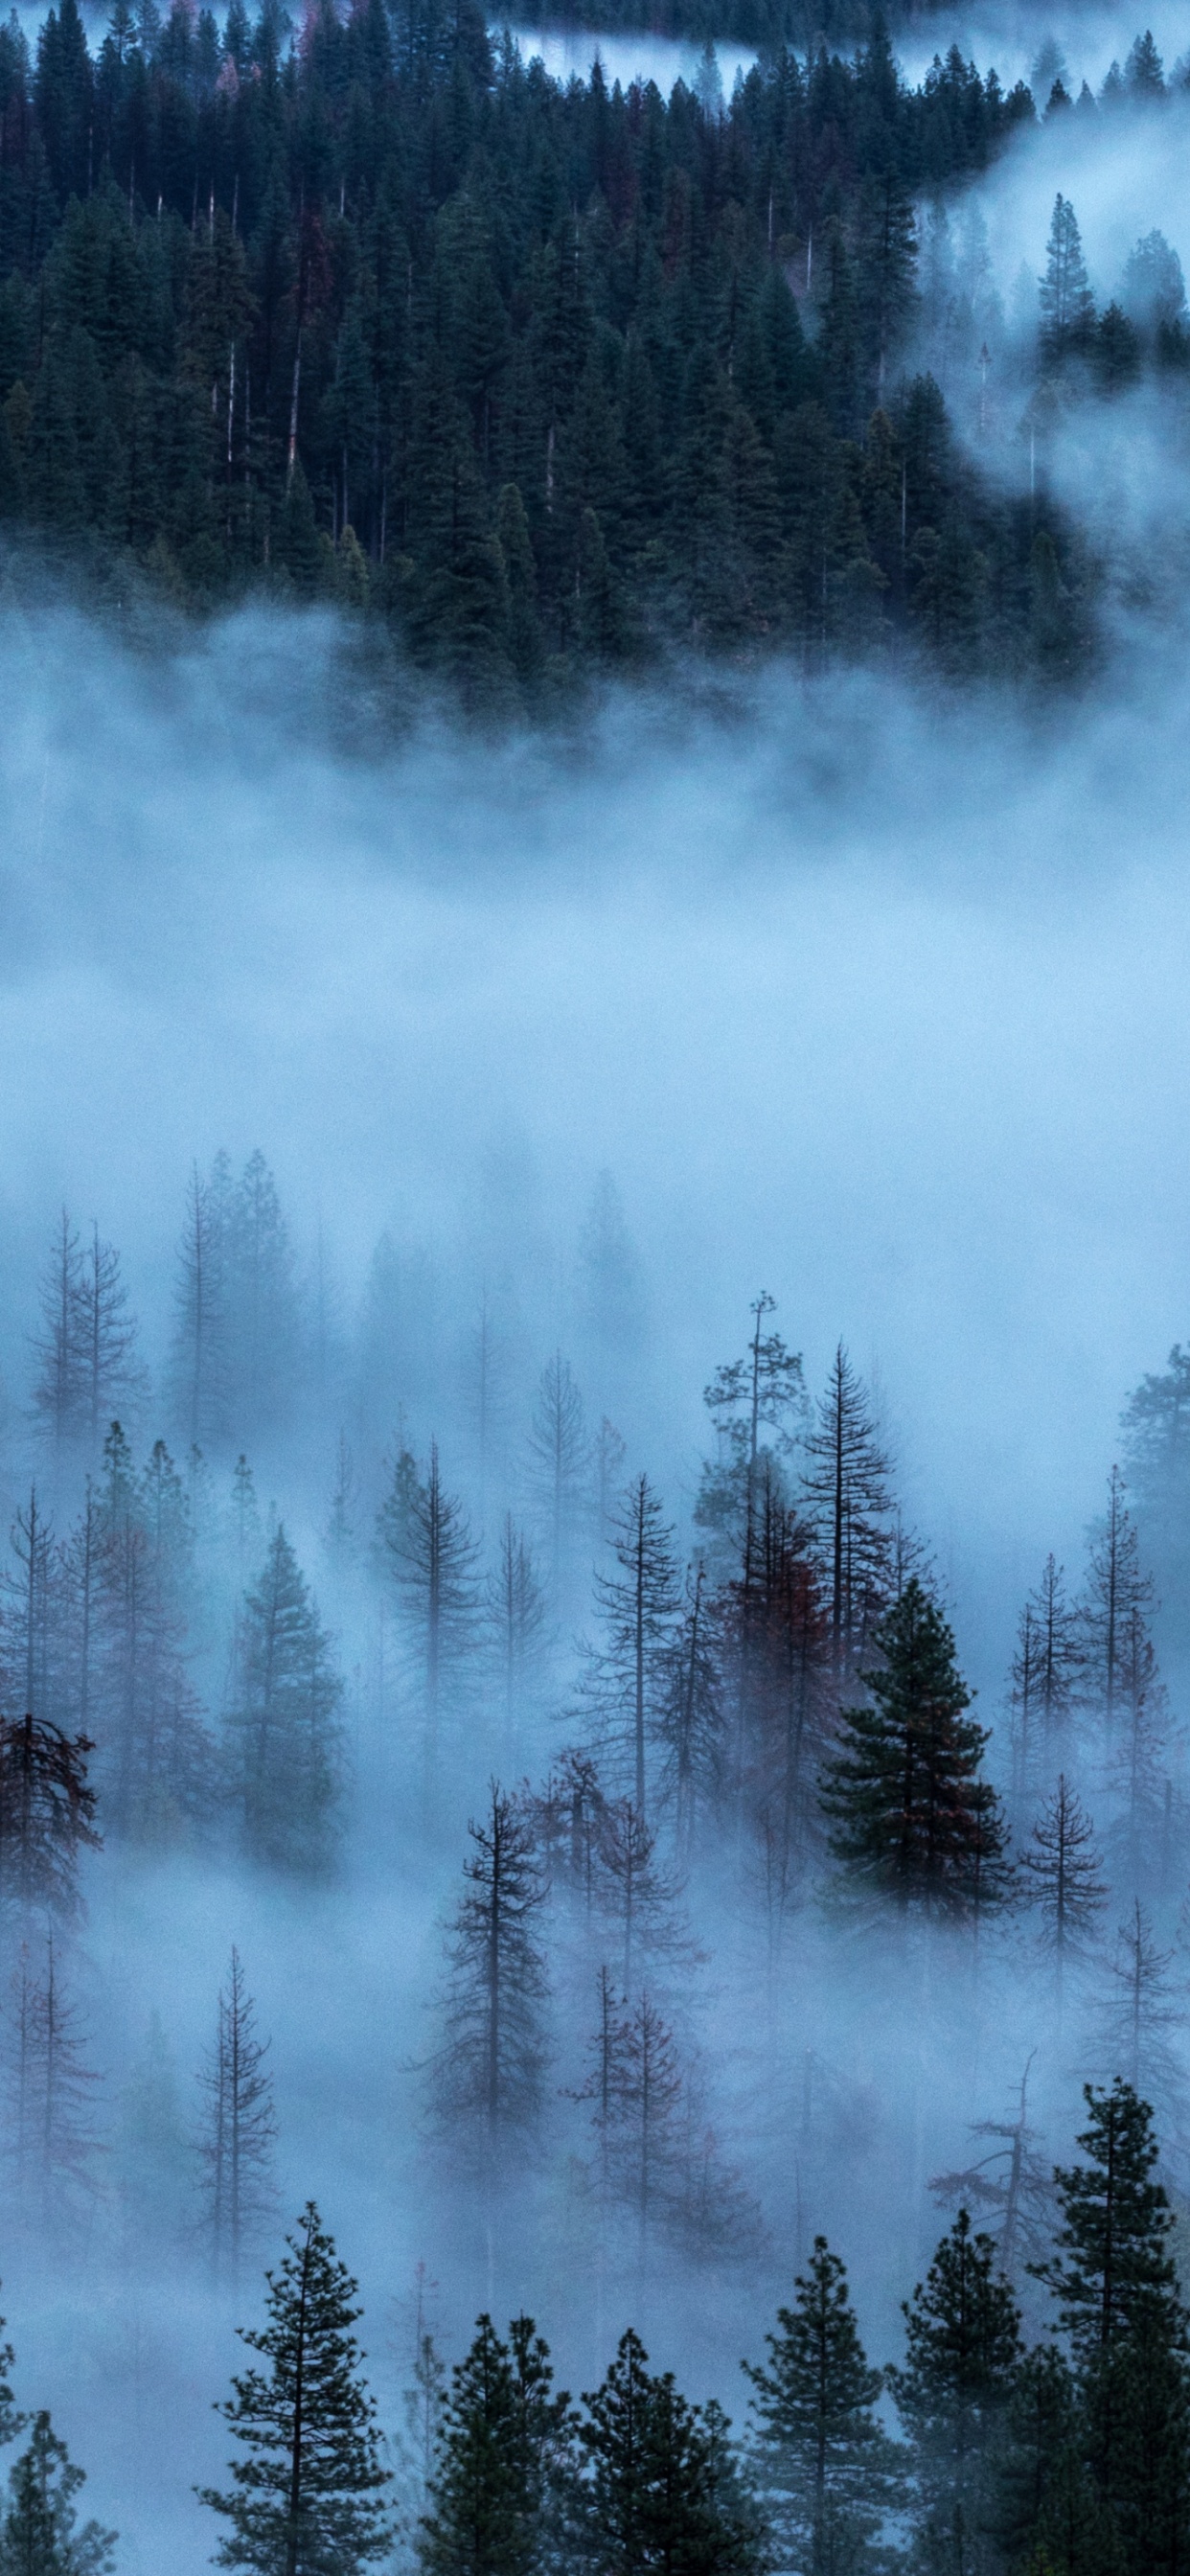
[200,2201,392,2574]
[579,1476,679,1823]
[1022,1774,1107,2000]
[888,2209,1022,2566]
[1040,196,1095,361]
[169,1157,230,1448]
[228,1526,343,1873]
[1009,1554,1079,1798]
[0,2295,20,2453]
[0,1712,100,1919]
[801,1345,893,1672]
[526,1354,589,1607]
[1034,2081,1180,2358]
[1080,1469,1154,1739]
[420,2313,573,2576]
[580,2330,758,2575]
[486,1518,549,1757]
[196,1946,279,2286]
[378,1441,480,1783]
[1,1935,101,2230]
[820,1579,1008,1915]
[744,2236,904,2573]
[0,2413,116,2576]
[695,1294,804,1581]
[432,1782,548,2158]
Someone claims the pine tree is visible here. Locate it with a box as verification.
[0,1712,100,1918]
[889,2209,1022,2564]
[196,1947,279,2286]
[114,2011,190,2260]
[801,1345,893,1672]
[1082,1471,1153,1736]
[433,1783,548,2158]
[1040,196,1095,361]
[579,1476,679,1823]
[74,1223,144,1449]
[1022,1774,1107,2001]
[0,2412,116,2576]
[486,1518,549,1757]
[695,1294,804,1580]
[169,1158,230,1448]
[420,2312,573,2576]
[526,1354,589,1607]
[2,1935,101,2230]
[744,2236,904,2572]
[656,1567,724,1857]
[1010,1555,1080,1798]
[1034,2080,1180,2358]
[0,2293,19,2452]
[1034,2082,1190,2562]
[29,1211,85,1450]
[378,1441,480,1784]
[580,2331,757,2576]
[592,1799,687,1993]
[820,1578,1008,1915]
[200,2202,392,2574]
[228,1526,343,1873]
[222,1151,301,1438]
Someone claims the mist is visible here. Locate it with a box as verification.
[7,13,1190,2520]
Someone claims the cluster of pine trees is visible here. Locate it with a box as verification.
[0,0,1121,700]
[6,2074,1190,2573]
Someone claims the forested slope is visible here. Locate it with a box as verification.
[0,0,1100,703]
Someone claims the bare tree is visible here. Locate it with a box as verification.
[30,1211,84,1449]
[0,1714,100,1920]
[929,2061,1054,2278]
[2,1935,102,2230]
[1009,1555,1079,1804]
[1081,1466,1153,1738]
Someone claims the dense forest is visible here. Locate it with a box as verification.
[2,0,1186,703]
[6,1157,1190,2564]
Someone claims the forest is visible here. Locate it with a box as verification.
[1,0,1187,703]
[4,1142,1190,2570]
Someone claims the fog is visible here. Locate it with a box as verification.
[5,33,1190,2560]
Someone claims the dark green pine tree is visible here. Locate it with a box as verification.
[819,1578,1008,1915]
[199,2202,392,2576]
[0,2412,116,2575]
[580,2330,759,2576]
[888,2210,1021,2567]
[744,2236,904,2573]
[419,2313,573,2576]
[228,1526,344,1874]
[1033,2080,1190,2567]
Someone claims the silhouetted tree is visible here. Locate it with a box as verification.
[432,1783,548,2159]
[420,2313,573,2576]
[820,1580,1007,1916]
[0,1712,100,1918]
[889,2209,1021,2564]
[228,1527,343,1873]
[802,1346,893,1671]
[197,1946,279,2287]
[744,2236,904,2572]
[200,2202,392,2573]
[0,2411,116,2575]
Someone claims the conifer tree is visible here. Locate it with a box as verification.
[579,1475,678,1824]
[2,1936,101,2230]
[1095,1906,1185,2134]
[1010,1554,1079,1798]
[169,1157,230,1448]
[433,1783,548,2157]
[420,2313,573,2576]
[889,2209,1021,2564]
[486,1518,549,1756]
[30,1211,85,1450]
[196,1946,279,2286]
[819,1579,1007,1915]
[744,2237,904,2573]
[1035,2080,1180,2358]
[1041,196,1095,360]
[695,1295,804,1580]
[527,1354,589,1607]
[200,2202,392,2574]
[0,1711,100,1918]
[1080,1468,1153,1737]
[801,1345,893,1672]
[1022,1774,1107,2001]
[378,1442,480,1782]
[0,2412,116,2576]
[580,2331,758,2576]
[228,1526,343,1873]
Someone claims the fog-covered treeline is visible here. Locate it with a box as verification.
[5,1134,1190,2566]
